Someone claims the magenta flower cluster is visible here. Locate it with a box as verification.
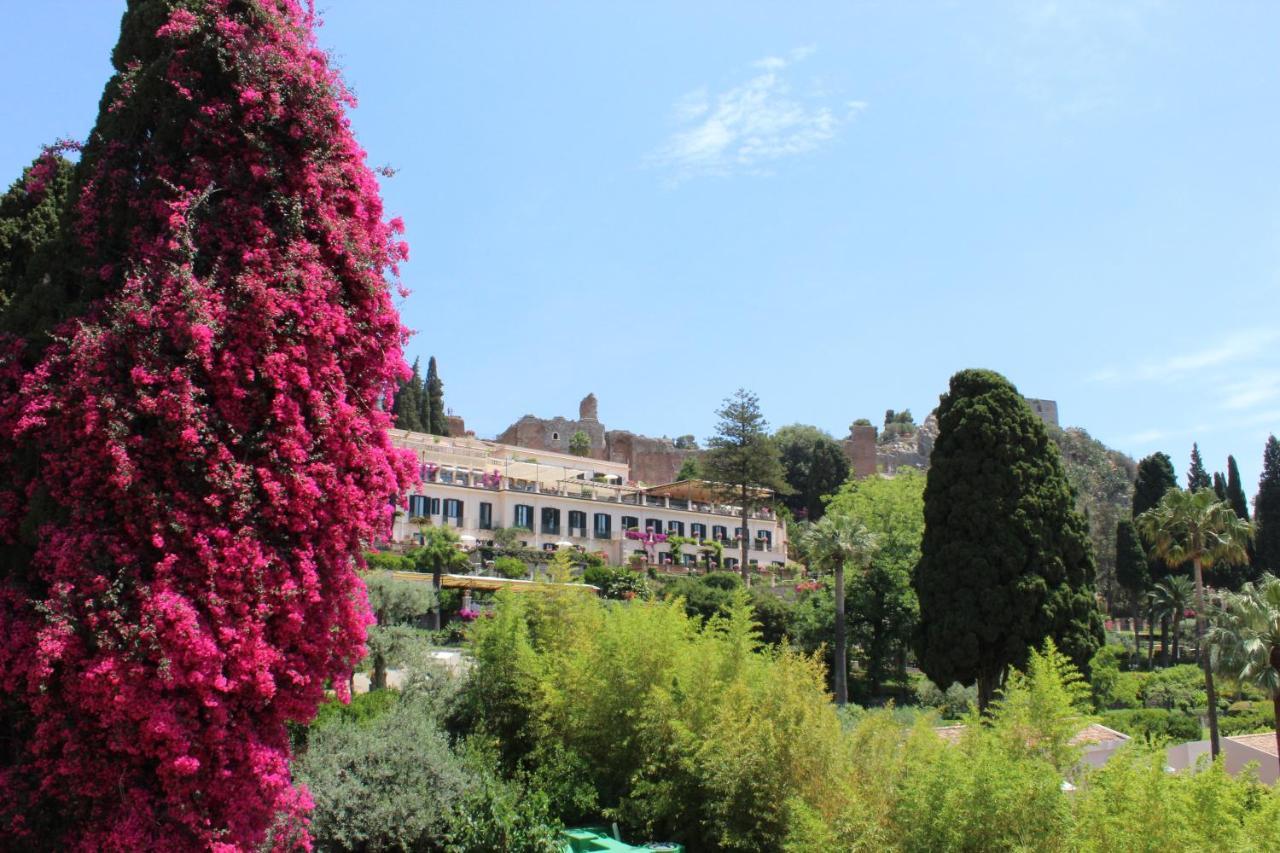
[0,2,414,849]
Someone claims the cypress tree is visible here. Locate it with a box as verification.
[1133,452,1178,517]
[426,354,447,436]
[1213,471,1227,501]
[393,357,426,432]
[1115,518,1149,648]
[1256,436,1280,575]
[1226,455,1249,520]
[913,369,1103,711]
[0,3,413,847]
[1187,443,1212,492]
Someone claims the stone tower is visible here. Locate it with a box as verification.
[579,392,599,422]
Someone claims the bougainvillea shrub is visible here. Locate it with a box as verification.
[0,2,414,849]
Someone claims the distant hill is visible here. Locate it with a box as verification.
[1047,426,1137,609]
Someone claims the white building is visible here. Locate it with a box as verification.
[387,429,789,570]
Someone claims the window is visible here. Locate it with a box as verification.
[551,432,560,441]
[646,518,664,535]
[514,504,534,530]
[712,525,727,541]
[479,502,493,530]
[734,526,745,540]
[667,520,685,537]
[443,499,463,526]
[725,557,739,570]
[541,507,561,535]
[683,553,696,567]
[568,510,587,535]
[757,530,773,550]
[621,515,639,532]
[691,522,707,540]
[409,495,428,517]
[429,497,441,515]
[594,513,612,539]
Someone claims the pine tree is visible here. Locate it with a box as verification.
[1256,436,1280,575]
[1188,443,1212,491]
[426,354,447,436]
[0,4,413,848]
[913,370,1103,711]
[702,389,791,581]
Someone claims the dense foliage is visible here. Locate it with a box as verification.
[392,354,449,435]
[0,2,414,847]
[296,690,560,852]
[914,369,1104,708]
[774,423,850,521]
[449,591,1280,851]
[1256,436,1280,575]
[1187,443,1212,492]
[1048,426,1136,604]
[824,468,924,695]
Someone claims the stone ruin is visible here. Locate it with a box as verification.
[494,393,697,485]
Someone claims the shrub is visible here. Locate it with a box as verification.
[297,694,561,852]
[1100,708,1201,742]
[1110,671,1148,709]
[916,679,977,720]
[1140,665,1206,711]
[365,549,415,572]
[581,566,652,600]
[493,556,530,579]
[1220,701,1275,737]
[296,697,475,850]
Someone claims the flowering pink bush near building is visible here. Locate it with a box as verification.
[0,2,413,849]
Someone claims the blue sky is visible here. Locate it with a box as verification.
[3,1,1278,500]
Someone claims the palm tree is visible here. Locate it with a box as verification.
[1208,575,1280,770]
[412,525,470,630]
[802,513,877,706]
[1151,576,1195,663]
[1137,488,1254,756]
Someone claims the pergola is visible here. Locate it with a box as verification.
[387,570,600,595]
[641,479,772,504]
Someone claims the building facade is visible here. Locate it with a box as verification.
[388,429,788,570]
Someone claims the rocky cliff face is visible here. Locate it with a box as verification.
[877,413,939,474]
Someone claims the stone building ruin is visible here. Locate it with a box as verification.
[494,393,697,485]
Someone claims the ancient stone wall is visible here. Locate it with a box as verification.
[604,431,696,484]
[843,424,880,479]
[494,394,692,479]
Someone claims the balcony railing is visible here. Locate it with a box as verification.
[408,478,777,520]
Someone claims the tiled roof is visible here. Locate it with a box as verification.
[1069,724,1130,746]
[1227,733,1279,757]
[932,722,1129,747]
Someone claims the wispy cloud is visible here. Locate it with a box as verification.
[649,47,863,184]
[1006,0,1163,122]
[1090,329,1280,384]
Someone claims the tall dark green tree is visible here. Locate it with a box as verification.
[1226,455,1249,521]
[1187,443,1212,492]
[1114,518,1149,652]
[0,152,74,323]
[702,389,791,581]
[425,355,447,436]
[393,357,426,432]
[774,423,850,521]
[913,369,1104,711]
[1213,472,1227,501]
[1256,436,1280,575]
[1133,452,1178,517]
